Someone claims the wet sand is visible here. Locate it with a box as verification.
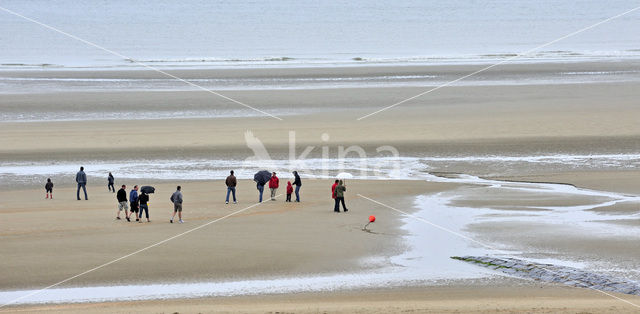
[8,284,639,313]
[2,63,640,164]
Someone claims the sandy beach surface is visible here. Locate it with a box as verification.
[3,62,640,161]
[3,177,640,313]
[2,62,640,312]
[8,285,638,313]
[0,179,455,290]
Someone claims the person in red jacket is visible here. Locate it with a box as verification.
[268,172,279,201]
[286,181,293,202]
[331,179,339,199]
[331,179,339,212]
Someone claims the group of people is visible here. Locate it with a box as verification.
[116,183,183,224]
[115,184,152,223]
[225,170,302,203]
[46,167,349,223]
[227,169,347,212]
[112,175,184,224]
[110,172,181,224]
[43,166,88,200]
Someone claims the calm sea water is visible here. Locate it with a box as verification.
[1,0,639,68]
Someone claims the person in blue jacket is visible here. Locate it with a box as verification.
[128,185,139,222]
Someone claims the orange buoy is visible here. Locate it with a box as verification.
[363,215,376,231]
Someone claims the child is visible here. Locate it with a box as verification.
[45,178,54,199]
[286,181,293,202]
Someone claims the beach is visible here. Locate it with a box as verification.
[4,0,640,311]
[0,179,452,290]
[2,62,640,163]
[3,175,640,312]
[2,59,640,312]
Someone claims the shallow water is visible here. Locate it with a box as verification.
[2,154,640,187]
[1,70,639,97]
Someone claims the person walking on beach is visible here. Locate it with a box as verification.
[138,191,150,222]
[331,179,339,211]
[334,180,348,212]
[253,170,271,203]
[292,171,302,202]
[256,179,266,202]
[116,185,128,220]
[268,172,279,201]
[225,170,237,204]
[45,178,54,199]
[108,172,115,193]
[331,179,338,199]
[76,166,88,200]
[128,185,139,222]
[286,181,293,202]
[170,186,183,223]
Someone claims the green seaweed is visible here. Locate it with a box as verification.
[450,256,526,271]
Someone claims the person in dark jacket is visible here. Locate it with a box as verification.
[108,172,115,193]
[256,179,266,203]
[138,191,150,222]
[225,170,237,204]
[128,185,139,222]
[334,180,348,213]
[116,185,128,220]
[292,171,302,202]
[268,172,279,201]
[45,178,54,199]
[76,166,88,200]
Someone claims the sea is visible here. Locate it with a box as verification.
[0,0,639,69]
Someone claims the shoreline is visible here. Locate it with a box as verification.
[1,60,640,97]
[2,59,639,75]
[3,152,640,192]
[3,54,640,72]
